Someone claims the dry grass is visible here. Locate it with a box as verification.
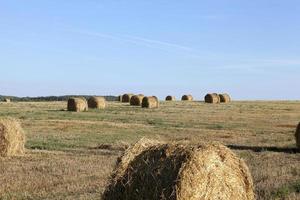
[0,101,299,199]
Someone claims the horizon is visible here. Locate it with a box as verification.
[1,1,300,100]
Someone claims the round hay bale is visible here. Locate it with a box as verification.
[113,138,160,181]
[181,95,193,101]
[141,96,159,108]
[219,93,231,103]
[0,118,25,157]
[88,97,106,109]
[117,95,122,102]
[130,95,145,106]
[67,97,88,112]
[121,94,134,103]
[205,93,220,104]
[4,98,11,103]
[296,122,300,148]
[103,140,255,200]
[165,95,176,101]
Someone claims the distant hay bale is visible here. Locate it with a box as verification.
[4,98,11,103]
[219,93,231,103]
[121,94,134,103]
[88,97,106,109]
[296,123,300,148]
[117,95,122,102]
[67,98,88,112]
[165,95,176,101]
[142,96,159,108]
[0,118,25,157]
[205,93,220,104]
[181,95,193,101]
[103,139,255,200]
[130,95,144,106]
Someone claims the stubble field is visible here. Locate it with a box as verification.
[0,100,299,200]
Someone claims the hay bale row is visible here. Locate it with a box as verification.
[181,94,193,101]
[165,95,176,101]
[205,93,231,104]
[142,96,159,108]
[67,98,88,112]
[0,118,25,157]
[88,97,106,109]
[103,139,255,200]
[130,95,145,106]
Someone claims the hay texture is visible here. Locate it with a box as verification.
[67,98,88,112]
[219,93,231,103]
[142,96,159,108]
[88,97,106,109]
[166,96,176,101]
[103,139,254,200]
[0,118,25,157]
[296,122,300,148]
[205,93,220,104]
[121,94,134,103]
[130,95,145,106]
[181,95,193,101]
[4,98,11,103]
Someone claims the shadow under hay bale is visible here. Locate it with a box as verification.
[165,95,176,101]
[219,93,231,103]
[0,118,25,157]
[181,95,193,101]
[205,93,220,104]
[121,94,134,103]
[130,95,144,106]
[296,123,300,148]
[141,96,159,108]
[88,97,106,109]
[103,139,255,200]
[67,98,88,112]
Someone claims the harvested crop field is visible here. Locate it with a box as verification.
[0,101,299,200]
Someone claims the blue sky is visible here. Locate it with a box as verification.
[0,0,299,100]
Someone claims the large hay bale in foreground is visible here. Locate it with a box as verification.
[0,118,25,157]
[121,94,134,103]
[181,95,193,101]
[166,95,176,101]
[67,98,88,112]
[141,96,159,108]
[205,93,220,104]
[219,93,231,103]
[88,97,106,109]
[103,140,255,200]
[130,95,144,106]
[296,123,300,148]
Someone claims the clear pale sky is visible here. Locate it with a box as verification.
[1,1,299,100]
